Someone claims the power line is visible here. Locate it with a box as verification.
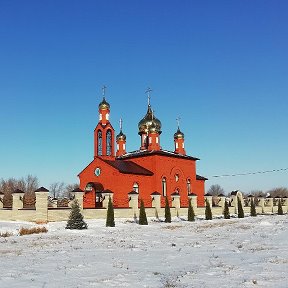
[210,167,288,178]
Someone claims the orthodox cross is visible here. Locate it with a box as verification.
[102,85,107,97]
[119,118,123,131]
[176,116,181,129]
[145,87,152,106]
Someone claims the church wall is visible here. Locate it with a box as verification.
[124,154,204,207]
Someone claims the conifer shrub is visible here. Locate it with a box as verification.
[66,199,88,230]
[165,196,171,223]
[106,196,115,227]
[187,199,195,221]
[139,199,148,225]
[250,199,257,217]
[205,198,212,220]
[277,199,283,215]
[223,199,230,219]
[237,197,244,218]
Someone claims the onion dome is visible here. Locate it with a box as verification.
[138,105,162,135]
[174,127,184,139]
[116,130,126,141]
[148,119,158,134]
[98,97,110,110]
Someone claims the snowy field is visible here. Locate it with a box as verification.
[0,215,287,288]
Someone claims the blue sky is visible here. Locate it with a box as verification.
[0,0,287,193]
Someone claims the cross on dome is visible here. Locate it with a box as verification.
[176,116,181,129]
[119,118,123,131]
[102,85,107,97]
[145,87,153,106]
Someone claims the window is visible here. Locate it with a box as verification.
[133,182,139,193]
[162,177,167,197]
[106,130,112,156]
[187,179,191,194]
[97,130,102,156]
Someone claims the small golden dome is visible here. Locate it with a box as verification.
[98,97,110,110]
[174,127,184,139]
[138,105,162,135]
[116,130,126,141]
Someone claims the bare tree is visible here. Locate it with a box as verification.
[266,187,288,198]
[207,184,225,196]
[49,182,65,199]
[0,175,39,208]
[64,183,80,198]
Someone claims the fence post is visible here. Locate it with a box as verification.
[128,191,139,216]
[102,190,114,209]
[204,193,213,207]
[35,187,49,223]
[151,192,161,216]
[217,194,226,208]
[0,191,4,209]
[70,188,84,210]
[257,195,265,213]
[171,192,180,213]
[12,189,25,212]
[188,193,198,213]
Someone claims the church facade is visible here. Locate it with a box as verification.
[78,90,207,208]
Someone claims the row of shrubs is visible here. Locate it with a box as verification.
[66,196,286,230]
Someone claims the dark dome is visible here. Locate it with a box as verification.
[98,97,110,110]
[116,130,126,141]
[138,105,162,135]
[174,127,184,139]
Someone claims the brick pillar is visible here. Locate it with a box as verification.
[70,188,84,210]
[188,193,198,210]
[128,191,139,216]
[0,191,4,209]
[12,189,24,211]
[171,193,180,211]
[257,196,265,212]
[35,187,49,223]
[204,193,213,208]
[102,190,114,209]
[151,192,161,216]
[217,194,226,208]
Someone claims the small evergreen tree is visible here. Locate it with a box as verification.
[188,199,195,221]
[139,199,148,225]
[277,199,283,215]
[223,199,230,219]
[205,198,212,220]
[66,199,87,230]
[106,196,115,227]
[165,196,171,223]
[237,197,244,218]
[250,199,257,217]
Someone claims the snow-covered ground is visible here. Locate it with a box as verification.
[0,215,287,288]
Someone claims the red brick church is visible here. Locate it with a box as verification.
[78,88,207,208]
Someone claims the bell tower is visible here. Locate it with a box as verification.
[94,86,115,158]
[174,117,186,155]
[116,118,127,157]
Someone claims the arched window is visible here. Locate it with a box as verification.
[187,179,191,194]
[97,130,102,156]
[133,182,139,193]
[106,130,112,156]
[162,177,167,197]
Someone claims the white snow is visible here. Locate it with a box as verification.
[0,215,287,288]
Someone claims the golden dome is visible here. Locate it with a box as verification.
[116,130,126,141]
[98,97,110,110]
[138,105,162,135]
[174,127,184,139]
